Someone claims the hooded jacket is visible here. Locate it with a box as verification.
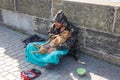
[48,10,78,50]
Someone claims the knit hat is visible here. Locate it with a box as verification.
[53,10,68,28]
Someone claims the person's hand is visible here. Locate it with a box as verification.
[47,48,56,53]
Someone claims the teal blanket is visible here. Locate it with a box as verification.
[25,41,69,66]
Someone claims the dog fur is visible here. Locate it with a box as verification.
[32,30,71,54]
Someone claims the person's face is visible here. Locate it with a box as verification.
[55,22,63,28]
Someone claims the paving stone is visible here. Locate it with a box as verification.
[4,74,16,80]
[0,71,9,76]
[0,76,6,80]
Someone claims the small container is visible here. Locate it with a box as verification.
[76,68,86,76]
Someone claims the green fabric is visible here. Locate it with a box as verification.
[25,41,69,66]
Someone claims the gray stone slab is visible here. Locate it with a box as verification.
[0,9,3,22]
[2,9,34,34]
[53,0,62,3]
[85,29,120,57]
[33,17,50,35]
[16,0,52,18]
[114,7,120,34]
[62,1,114,32]
[78,27,85,47]
[0,0,14,10]
[52,0,63,17]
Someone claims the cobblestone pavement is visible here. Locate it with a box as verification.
[0,25,120,80]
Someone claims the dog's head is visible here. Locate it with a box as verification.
[61,30,71,39]
[39,46,48,54]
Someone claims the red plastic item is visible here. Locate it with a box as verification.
[21,69,41,80]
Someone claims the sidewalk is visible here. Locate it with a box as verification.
[0,25,120,80]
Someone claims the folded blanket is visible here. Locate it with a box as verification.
[25,41,69,66]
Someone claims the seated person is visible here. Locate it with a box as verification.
[32,30,71,54]
[25,10,78,68]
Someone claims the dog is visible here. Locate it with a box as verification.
[32,30,71,54]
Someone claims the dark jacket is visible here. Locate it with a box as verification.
[48,22,78,50]
[48,10,79,60]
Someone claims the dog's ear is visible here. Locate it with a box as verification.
[67,32,71,38]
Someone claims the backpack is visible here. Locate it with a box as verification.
[21,34,45,48]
